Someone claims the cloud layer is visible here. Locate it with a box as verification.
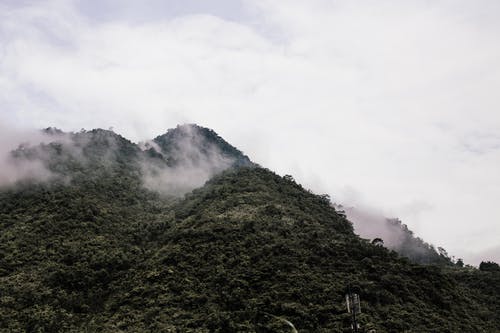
[140,125,236,195]
[1,0,500,264]
[0,125,56,186]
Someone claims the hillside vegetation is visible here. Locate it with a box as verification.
[0,126,498,332]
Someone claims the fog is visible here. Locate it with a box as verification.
[0,125,56,186]
[0,123,236,197]
[140,124,235,195]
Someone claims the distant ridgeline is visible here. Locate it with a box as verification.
[384,218,458,266]
[0,124,498,332]
[335,202,459,266]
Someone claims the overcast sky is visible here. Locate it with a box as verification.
[1,0,499,265]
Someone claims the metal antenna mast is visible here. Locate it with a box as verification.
[346,284,361,332]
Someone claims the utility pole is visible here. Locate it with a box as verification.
[346,285,361,332]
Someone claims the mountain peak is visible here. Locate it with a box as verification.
[6,124,254,194]
[152,124,255,168]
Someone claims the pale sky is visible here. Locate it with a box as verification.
[1,0,499,265]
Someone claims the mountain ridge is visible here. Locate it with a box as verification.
[0,124,498,332]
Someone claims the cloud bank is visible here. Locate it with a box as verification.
[0,125,55,186]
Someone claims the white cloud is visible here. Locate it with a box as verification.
[140,124,236,195]
[1,0,499,265]
[0,124,56,186]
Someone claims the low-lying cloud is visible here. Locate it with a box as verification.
[0,125,56,186]
[0,124,236,196]
[341,204,406,249]
[140,125,235,195]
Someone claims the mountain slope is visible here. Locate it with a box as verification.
[100,168,499,332]
[0,126,498,332]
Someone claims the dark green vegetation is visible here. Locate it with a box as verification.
[0,126,499,332]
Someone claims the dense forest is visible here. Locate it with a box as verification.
[0,125,498,332]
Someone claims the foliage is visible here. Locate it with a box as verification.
[0,127,498,332]
[479,261,500,272]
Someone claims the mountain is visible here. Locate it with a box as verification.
[151,124,254,168]
[0,125,498,332]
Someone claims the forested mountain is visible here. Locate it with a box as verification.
[0,125,498,332]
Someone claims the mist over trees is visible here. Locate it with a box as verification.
[338,205,459,266]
